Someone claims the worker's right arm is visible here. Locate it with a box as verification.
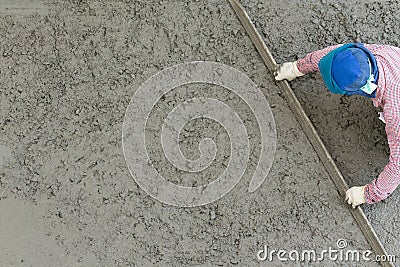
[275,44,342,81]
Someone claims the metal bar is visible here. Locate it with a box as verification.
[228,0,394,266]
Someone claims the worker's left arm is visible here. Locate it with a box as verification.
[364,118,400,204]
[347,117,400,207]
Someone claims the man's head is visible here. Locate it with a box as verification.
[318,43,378,98]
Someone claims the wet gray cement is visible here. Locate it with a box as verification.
[0,0,397,266]
[242,0,400,262]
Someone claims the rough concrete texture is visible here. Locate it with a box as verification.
[0,0,395,266]
[241,0,400,261]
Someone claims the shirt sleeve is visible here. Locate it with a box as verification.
[296,44,342,74]
[364,117,400,204]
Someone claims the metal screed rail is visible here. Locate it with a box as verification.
[228,0,395,266]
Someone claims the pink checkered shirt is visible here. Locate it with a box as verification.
[296,44,400,204]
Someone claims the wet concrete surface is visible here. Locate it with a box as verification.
[0,0,397,266]
[241,0,399,261]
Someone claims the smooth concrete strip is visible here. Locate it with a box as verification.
[0,0,48,16]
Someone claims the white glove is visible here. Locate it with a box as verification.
[345,186,366,209]
[275,61,304,81]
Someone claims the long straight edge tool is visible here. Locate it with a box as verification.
[228,0,394,266]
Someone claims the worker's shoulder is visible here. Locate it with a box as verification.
[365,43,400,54]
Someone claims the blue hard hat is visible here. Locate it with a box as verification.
[332,48,370,91]
[318,43,379,98]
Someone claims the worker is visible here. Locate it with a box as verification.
[275,43,400,208]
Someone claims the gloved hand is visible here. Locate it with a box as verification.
[275,61,304,81]
[345,186,366,209]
